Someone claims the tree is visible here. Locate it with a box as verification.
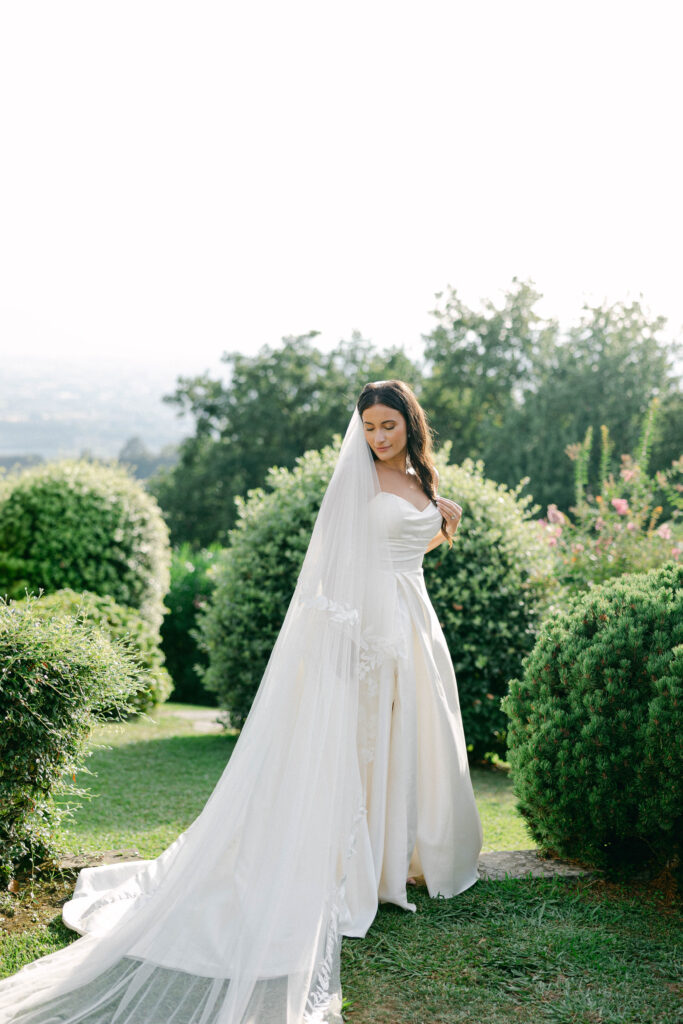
[150,332,420,547]
[420,278,557,464]
[421,282,681,519]
[509,299,681,514]
[118,437,178,480]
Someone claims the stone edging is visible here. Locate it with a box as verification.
[58,847,593,881]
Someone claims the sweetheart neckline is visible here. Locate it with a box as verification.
[379,490,436,515]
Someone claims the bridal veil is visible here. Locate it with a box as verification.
[0,407,404,1024]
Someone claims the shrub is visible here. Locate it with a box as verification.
[197,445,335,729]
[501,561,682,875]
[198,438,555,758]
[0,459,171,633]
[0,595,145,884]
[426,449,556,758]
[536,399,682,600]
[161,543,222,705]
[13,588,173,712]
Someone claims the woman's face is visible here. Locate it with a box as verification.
[361,403,408,464]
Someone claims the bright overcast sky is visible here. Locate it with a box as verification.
[1,0,682,378]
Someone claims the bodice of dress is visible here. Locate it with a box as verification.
[371,491,443,573]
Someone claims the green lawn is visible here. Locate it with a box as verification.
[1,704,680,1023]
[53,704,533,858]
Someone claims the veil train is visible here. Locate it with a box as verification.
[0,409,402,1024]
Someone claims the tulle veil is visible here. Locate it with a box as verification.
[0,406,404,1024]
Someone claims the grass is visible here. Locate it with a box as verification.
[1,703,680,1023]
[54,704,238,858]
[341,877,681,1024]
[56,705,531,857]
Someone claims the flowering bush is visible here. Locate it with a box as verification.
[536,399,682,599]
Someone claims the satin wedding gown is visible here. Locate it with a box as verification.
[0,475,483,1024]
[344,490,482,929]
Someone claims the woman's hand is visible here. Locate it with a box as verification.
[435,495,462,536]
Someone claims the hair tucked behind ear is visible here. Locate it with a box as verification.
[357,380,452,548]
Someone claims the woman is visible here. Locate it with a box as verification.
[0,380,482,1024]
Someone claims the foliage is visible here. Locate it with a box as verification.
[196,442,336,726]
[504,297,681,516]
[0,595,145,884]
[422,278,555,465]
[422,283,681,518]
[12,589,173,712]
[161,543,223,705]
[117,436,178,481]
[536,398,682,599]
[426,446,556,759]
[501,561,682,875]
[197,438,555,758]
[0,459,171,634]
[149,332,421,547]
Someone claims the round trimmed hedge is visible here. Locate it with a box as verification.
[13,588,173,712]
[198,438,555,756]
[0,459,171,634]
[501,560,682,874]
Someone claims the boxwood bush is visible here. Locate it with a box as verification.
[161,543,222,705]
[198,438,555,757]
[0,595,145,884]
[13,588,173,712]
[501,561,682,875]
[0,459,171,633]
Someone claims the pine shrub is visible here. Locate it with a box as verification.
[0,596,145,884]
[501,561,682,874]
[0,459,171,633]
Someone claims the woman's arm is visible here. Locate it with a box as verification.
[424,530,447,553]
[424,489,463,553]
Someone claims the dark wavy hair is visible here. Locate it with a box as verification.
[356,379,451,548]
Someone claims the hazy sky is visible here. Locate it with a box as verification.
[1,0,681,379]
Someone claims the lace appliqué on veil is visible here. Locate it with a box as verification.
[304,804,367,1024]
[299,589,407,768]
[299,592,360,627]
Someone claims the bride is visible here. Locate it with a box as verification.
[0,379,483,1024]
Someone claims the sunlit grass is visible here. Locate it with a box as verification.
[2,705,679,1023]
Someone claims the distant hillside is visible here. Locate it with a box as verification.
[0,356,191,463]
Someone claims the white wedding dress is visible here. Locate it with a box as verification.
[344,491,482,931]
[0,418,483,1024]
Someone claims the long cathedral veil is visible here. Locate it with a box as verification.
[0,406,403,1024]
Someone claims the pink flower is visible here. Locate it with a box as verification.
[672,547,681,560]
[547,503,565,525]
[611,498,629,515]
[547,535,558,547]
[572,542,585,553]
[595,516,606,532]
[620,468,637,482]
[656,523,673,540]
[626,521,636,532]
[656,471,667,487]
